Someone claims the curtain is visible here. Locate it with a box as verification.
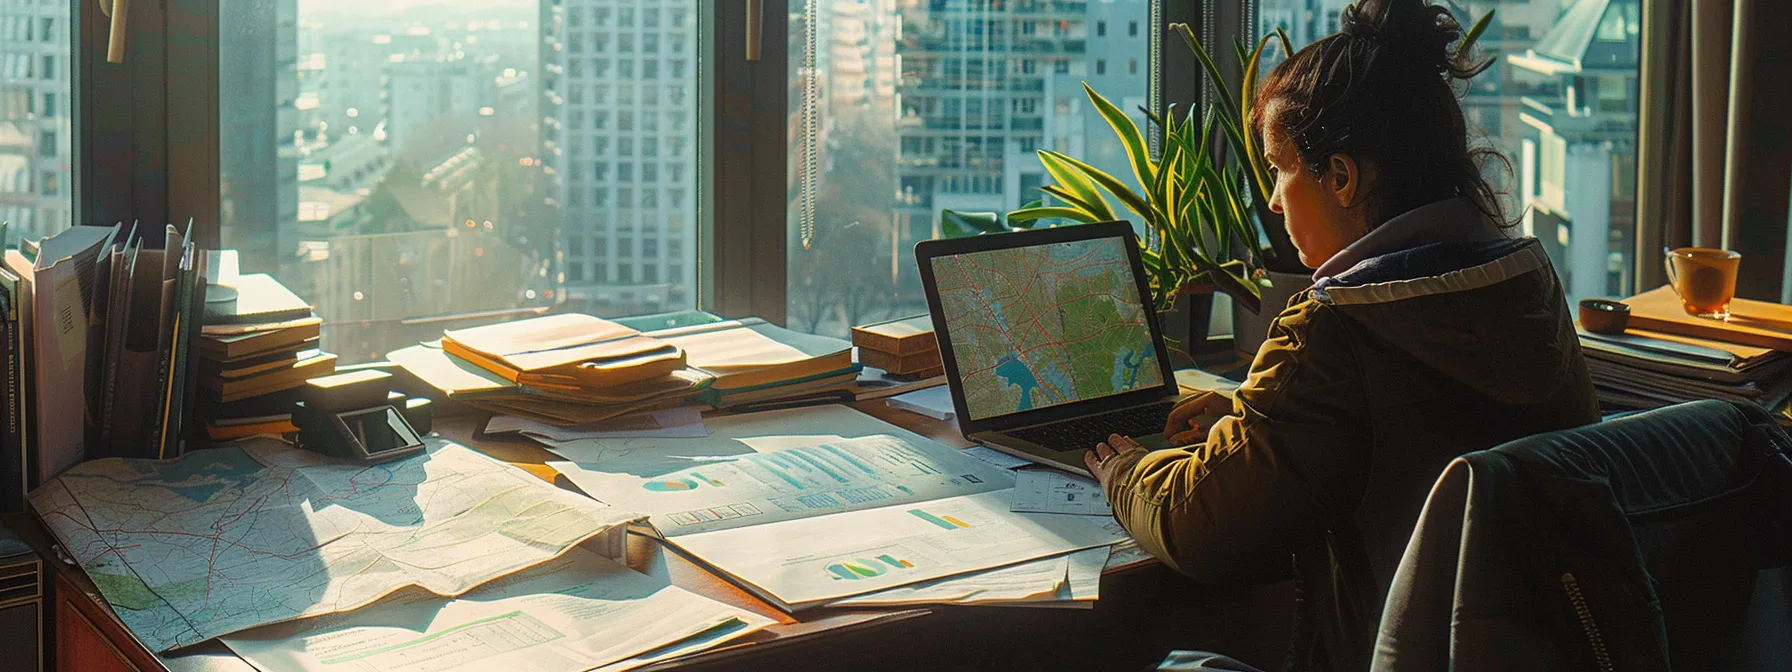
[1637,0,1792,299]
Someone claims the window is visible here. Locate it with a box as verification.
[1265,0,1642,302]
[213,1,702,363]
[2,4,71,242]
[1129,21,1138,37]
[786,0,1155,335]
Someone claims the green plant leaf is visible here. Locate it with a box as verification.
[1084,82,1156,196]
[1275,26,1294,60]
[1239,31,1278,206]
[1456,9,1496,64]
[1173,23,1242,134]
[1038,185,1105,219]
[941,209,1005,238]
[1043,151,1156,227]
[1007,207,1102,225]
[1037,150,1117,222]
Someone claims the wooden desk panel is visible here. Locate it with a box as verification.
[7,401,1295,671]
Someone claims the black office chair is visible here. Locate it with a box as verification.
[1372,400,1792,671]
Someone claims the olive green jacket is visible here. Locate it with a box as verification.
[1103,236,1600,671]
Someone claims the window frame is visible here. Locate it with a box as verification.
[72,1,1670,327]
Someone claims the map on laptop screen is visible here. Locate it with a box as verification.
[931,236,1164,421]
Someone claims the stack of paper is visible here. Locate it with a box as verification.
[220,547,776,672]
[391,313,715,426]
[200,266,336,441]
[28,437,644,653]
[1579,326,1792,420]
[546,405,1125,611]
[649,316,861,409]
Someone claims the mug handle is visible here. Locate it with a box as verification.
[1663,247,1680,297]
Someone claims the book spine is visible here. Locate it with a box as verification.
[858,348,943,374]
[849,329,900,355]
[0,280,21,513]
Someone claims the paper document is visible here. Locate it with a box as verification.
[552,432,1014,536]
[830,546,1107,608]
[535,404,931,467]
[222,548,774,672]
[962,446,1034,470]
[1174,368,1241,394]
[887,385,954,420]
[489,407,709,441]
[30,438,642,652]
[672,490,1125,610]
[1098,520,1155,570]
[1011,470,1111,516]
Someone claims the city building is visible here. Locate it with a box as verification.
[540,0,698,317]
[220,0,301,275]
[881,0,1147,304]
[387,55,479,156]
[0,1,71,241]
[1508,0,1640,303]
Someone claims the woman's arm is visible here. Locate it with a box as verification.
[1100,300,1374,584]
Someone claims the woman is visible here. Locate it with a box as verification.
[1083,1,1599,669]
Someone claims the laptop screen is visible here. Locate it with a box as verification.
[929,234,1165,422]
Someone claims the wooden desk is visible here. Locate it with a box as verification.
[7,400,1295,671]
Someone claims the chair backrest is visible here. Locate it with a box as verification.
[1374,400,1792,670]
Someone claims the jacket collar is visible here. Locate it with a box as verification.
[1311,197,1506,282]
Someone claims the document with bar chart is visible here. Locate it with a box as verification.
[550,413,1017,536]
[670,490,1125,611]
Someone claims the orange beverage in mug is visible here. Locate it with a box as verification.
[1664,247,1741,319]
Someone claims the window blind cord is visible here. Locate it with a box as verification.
[798,0,819,251]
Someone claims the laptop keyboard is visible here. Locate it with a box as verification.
[1006,401,1178,452]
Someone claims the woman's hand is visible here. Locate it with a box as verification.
[1164,391,1231,445]
[1084,434,1143,488]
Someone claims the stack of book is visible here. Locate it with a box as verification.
[1580,287,1792,423]
[0,222,208,502]
[650,316,859,410]
[849,315,944,400]
[390,313,713,425]
[200,270,336,441]
[852,315,941,379]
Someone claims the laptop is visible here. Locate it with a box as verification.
[916,221,1184,475]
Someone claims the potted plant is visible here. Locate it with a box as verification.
[1169,23,1313,357]
[991,29,1296,360]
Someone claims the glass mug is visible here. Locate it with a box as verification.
[1664,247,1741,319]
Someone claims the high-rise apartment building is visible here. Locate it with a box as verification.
[891,0,1147,271]
[540,0,698,317]
[1509,0,1640,303]
[221,0,301,274]
[0,0,71,241]
[387,56,479,156]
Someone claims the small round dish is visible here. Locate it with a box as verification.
[1579,298,1631,334]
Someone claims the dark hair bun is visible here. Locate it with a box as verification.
[1339,0,1491,79]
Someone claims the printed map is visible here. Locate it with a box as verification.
[932,237,1163,420]
[29,439,641,652]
